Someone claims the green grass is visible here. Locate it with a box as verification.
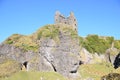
[0,71,67,80]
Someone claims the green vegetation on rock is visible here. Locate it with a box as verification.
[36,24,78,40]
[37,25,60,42]
[4,24,78,52]
[4,34,39,52]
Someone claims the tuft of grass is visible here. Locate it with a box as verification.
[0,71,67,80]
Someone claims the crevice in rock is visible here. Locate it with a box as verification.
[79,61,83,65]
[51,63,57,72]
[44,56,57,72]
[108,53,112,63]
[69,70,77,73]
[69,65,79,74]
[22,61,28,70]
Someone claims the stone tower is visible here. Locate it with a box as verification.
[55,11,77,31]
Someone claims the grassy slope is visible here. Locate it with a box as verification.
[78,62,120,80]
[0,71,67,80]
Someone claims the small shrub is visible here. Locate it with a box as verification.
[82,35,114,54]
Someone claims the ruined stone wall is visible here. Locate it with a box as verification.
[55,11,77,31]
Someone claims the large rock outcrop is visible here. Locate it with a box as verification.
[0,24,81,77]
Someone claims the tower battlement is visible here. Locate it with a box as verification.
[55,11,77,31]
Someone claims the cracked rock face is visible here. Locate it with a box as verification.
[39,32,80,76]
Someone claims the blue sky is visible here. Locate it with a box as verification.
[0,0,120,42]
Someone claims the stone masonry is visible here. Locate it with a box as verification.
[55,11,77,31]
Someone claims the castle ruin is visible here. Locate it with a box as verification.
[55,11,77,31]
